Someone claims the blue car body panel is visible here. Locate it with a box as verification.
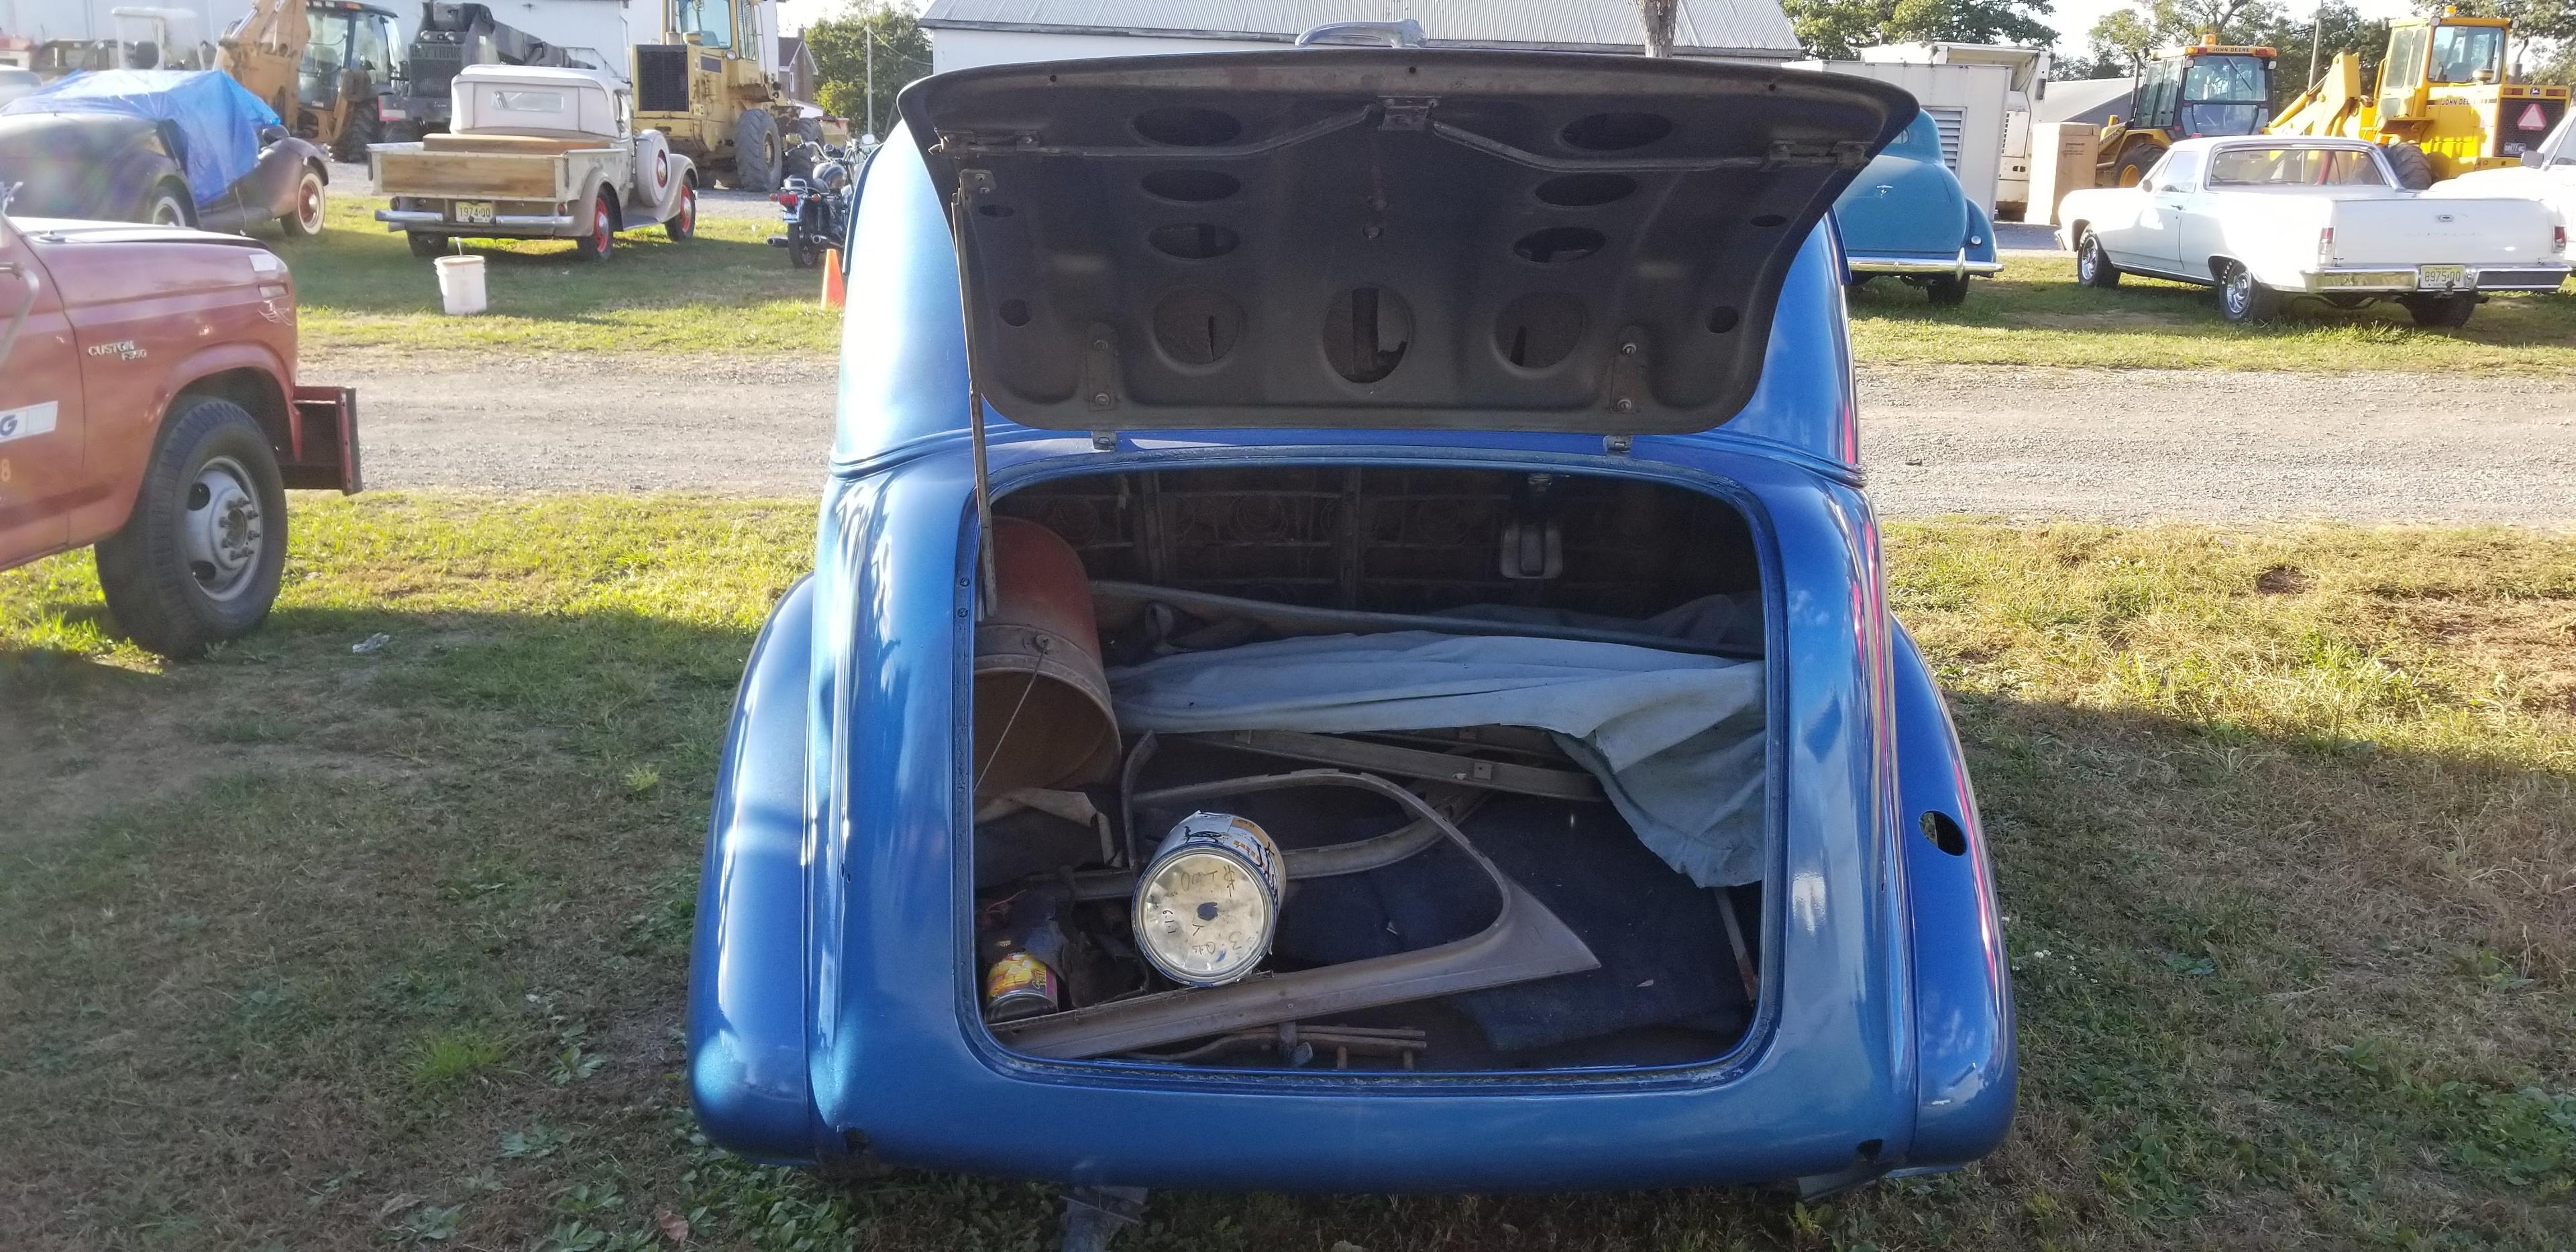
[690,74,2013,1189]
[1833,113,2002,277]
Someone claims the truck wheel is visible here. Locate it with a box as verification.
[1923,274,1968,307]
[408,231,449,258]
[2216,262,2280,324]
[2381,142,2434,190]
[94,398,289,659]
[140,180,194,228]
[278,165,327,239]
[2076,231,2121,288]
[664,178,697,241]
[2401,292,2475,328]
[733,108,783,194]
[572,193,615,263]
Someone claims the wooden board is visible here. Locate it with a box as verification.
[374,148,563,201]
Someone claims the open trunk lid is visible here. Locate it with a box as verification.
[899,50,1913,436]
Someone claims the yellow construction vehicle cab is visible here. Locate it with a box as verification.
[2268,8,2570,188]
[2096,36,2279,187]
[635,0,811,193]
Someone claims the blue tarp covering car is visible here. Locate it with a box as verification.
[1,70,280,208]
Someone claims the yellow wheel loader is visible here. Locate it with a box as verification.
[2268,8,2570,188]
[635,0,814,193]
[2094,37,2279,188]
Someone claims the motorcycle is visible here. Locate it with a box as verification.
[769,142,853,269]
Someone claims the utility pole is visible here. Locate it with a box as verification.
[864,25,875,141]
[2308,3,2322,87]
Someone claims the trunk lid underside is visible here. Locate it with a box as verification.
[901,50,1911,436]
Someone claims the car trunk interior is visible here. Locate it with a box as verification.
[970,463,1770,1075]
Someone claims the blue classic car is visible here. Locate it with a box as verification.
[688,48,2012,1240]
[1834,111,2002,304]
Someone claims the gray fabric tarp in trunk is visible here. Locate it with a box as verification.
[1108,631,1766,887]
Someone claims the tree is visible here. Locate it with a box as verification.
[2252,1,2377,93]
[801,1,931,141]
[2082,0,2286,75]
[1782,0,2057,59]
[1638,0,1679,55]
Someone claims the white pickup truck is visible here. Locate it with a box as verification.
[369,65,698,262]
[2432,112,2576,231]
[2058,136,2568,326]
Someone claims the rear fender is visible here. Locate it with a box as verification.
[688,575,823,1161]
[1964,200,1999,268]
[1890,622,2016,1165]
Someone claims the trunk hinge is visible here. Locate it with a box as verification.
[1603,327,1647,454]
[949,168,1000,615]
[1083,323,1122,451]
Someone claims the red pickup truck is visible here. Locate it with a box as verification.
[0,211,358,657]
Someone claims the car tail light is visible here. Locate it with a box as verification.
[2318,227,2334,262]
[2555,225,2567,255]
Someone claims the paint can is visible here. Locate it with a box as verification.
[1132,811,1285,987]
[983,951,1062,1021]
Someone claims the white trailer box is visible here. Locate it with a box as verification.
[1792,58,2011,215]
[1858,43,2047,219]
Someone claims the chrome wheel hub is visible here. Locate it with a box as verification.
[184,456,263,601]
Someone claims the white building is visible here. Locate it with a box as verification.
[918,0,1804,76]
[1791,56,2014,215]
[1856,42,2046,218]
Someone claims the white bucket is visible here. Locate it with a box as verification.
[433,253,487,316]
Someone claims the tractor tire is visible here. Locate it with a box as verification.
[2114,148,2159,188]
[93,398,288,659]
[733,108,784,194]
[408,231,449,258]
[332,104,378,164]
[2076,231,2122,288]
[2401,292,2476,328]
[2216,261,2281,324]
[2381,141,2435,190]
[278,164,327,239]
[1923,274,1969,307]
[572,192,615,262]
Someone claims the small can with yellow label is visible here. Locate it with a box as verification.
[983,950,1062,1021]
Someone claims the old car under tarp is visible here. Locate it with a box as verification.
[0,70,330,233]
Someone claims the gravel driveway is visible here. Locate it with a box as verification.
[343,353,2576,526]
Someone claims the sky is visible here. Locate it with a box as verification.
[2043,0,2422,55]
[766,0,2430,57]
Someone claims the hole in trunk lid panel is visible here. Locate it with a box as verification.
[972,466,1773,1075]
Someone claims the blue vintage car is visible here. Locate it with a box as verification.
[1834,111,2002,304]
[688,48,2011,1237]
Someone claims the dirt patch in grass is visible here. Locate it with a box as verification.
[4,501,2572,1249]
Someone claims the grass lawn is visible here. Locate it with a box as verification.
[4,499,2573,1249]
[1849,257,2576,374]
[284,194,841,356]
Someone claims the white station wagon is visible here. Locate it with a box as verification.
[2057,136,2568,326]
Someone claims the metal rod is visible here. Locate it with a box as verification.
[947,184,998,615]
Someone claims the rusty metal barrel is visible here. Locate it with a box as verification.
[973,518,1119,804]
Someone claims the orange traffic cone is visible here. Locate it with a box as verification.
[820,249,845,309]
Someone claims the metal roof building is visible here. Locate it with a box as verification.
[918,0,1805,74]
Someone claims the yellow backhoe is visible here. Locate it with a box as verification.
[217,0,402,161]
[2094,36,2279,187]
[2267,7,2570,188]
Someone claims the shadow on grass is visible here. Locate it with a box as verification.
[1849,259,2576,358]
[3,583,2570,1249]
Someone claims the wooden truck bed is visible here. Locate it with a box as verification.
[370,143,612,201]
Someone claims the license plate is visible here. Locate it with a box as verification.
[451,201,494,225]
[2417,265,2468,290]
